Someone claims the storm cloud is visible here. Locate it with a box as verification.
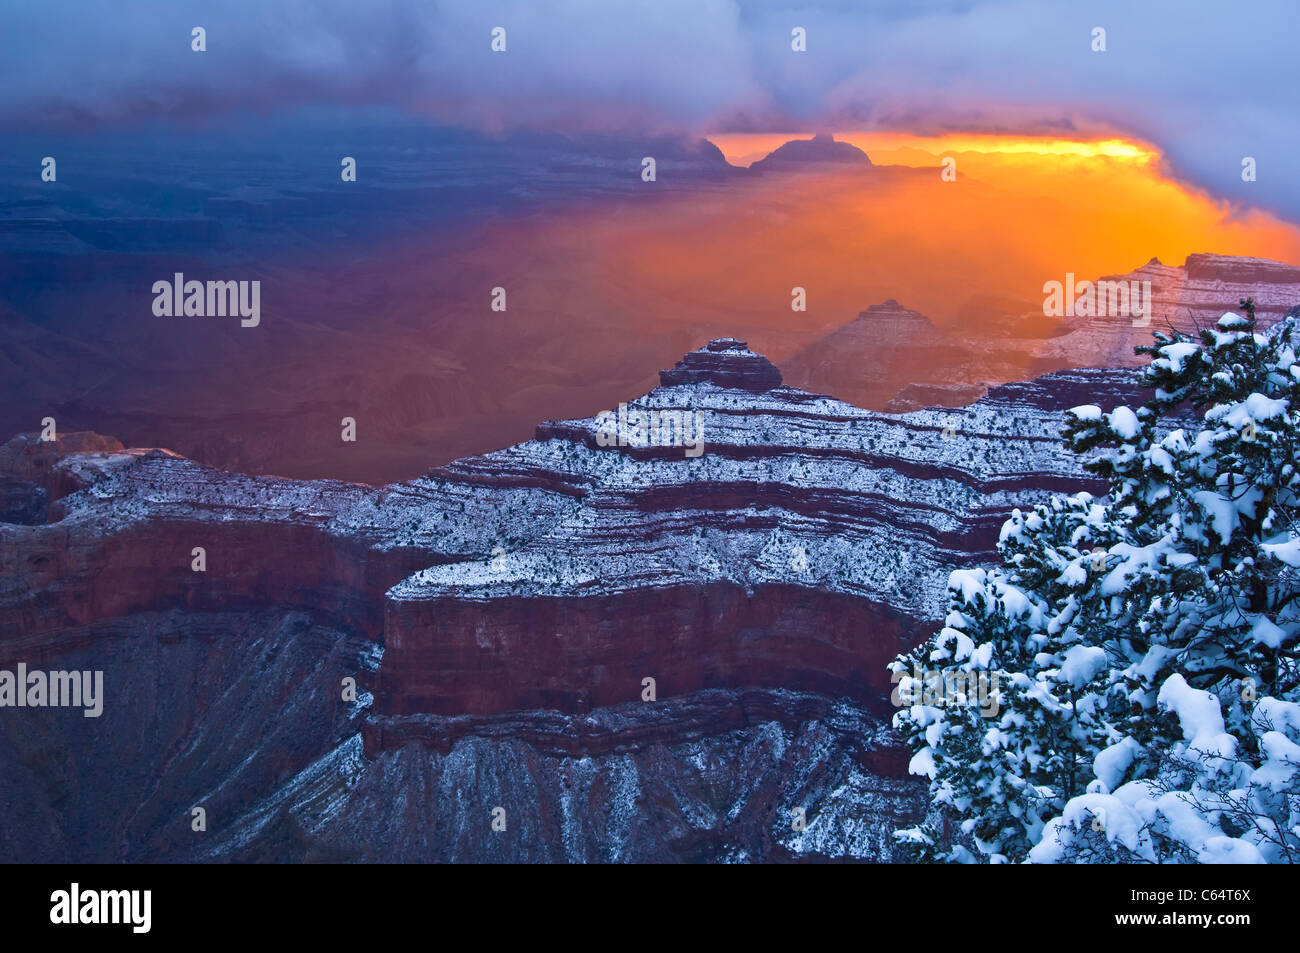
[2,0,1295,220]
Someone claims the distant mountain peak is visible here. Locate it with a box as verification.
[752,134,872,170]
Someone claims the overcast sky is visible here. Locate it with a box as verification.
[3,0,1295,220]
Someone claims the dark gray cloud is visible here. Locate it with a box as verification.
[3,0,1295,221]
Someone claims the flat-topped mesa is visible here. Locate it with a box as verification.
[1184,253,1300,285]
[658,338,783,393]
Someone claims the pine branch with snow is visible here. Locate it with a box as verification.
[892,300,1300,863]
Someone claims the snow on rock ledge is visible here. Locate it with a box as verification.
[658,338,783,392]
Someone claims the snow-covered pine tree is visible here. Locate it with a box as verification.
[892,300,1300,863]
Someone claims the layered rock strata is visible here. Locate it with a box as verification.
[0,340,1143,861]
